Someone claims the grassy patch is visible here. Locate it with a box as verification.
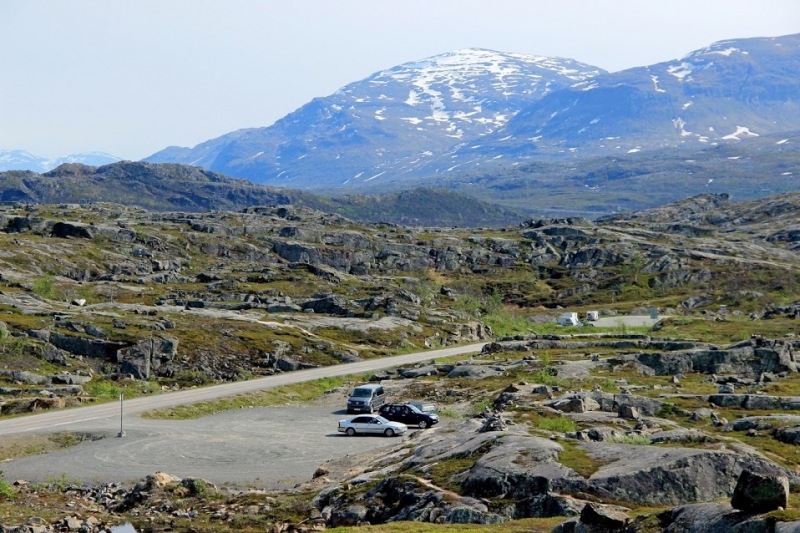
[514,407,579,434]
[424,441,494,492]
[0,473,13,499]
[438,407,465,419]
[84,379,161,400]
[0,432,99,462]
[537,416,577,433]
[141,376,350,419]
[471,399,493,415]
[557,440,613,478]
[604,434,652,445]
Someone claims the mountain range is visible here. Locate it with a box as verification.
[145,33,800,193]
[0,150,120,173]
[146,48,603,188]
[3,33,799,219]
[0,161,522,226]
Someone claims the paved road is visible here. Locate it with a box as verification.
[591,315,666,328]
[0,342,484,437]
[0,342,485,487]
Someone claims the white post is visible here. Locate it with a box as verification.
[117,393,125,437]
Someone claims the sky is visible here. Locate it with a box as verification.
[1,0,798,161]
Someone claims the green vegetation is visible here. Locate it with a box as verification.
[425,441,494,492]
[557,440,613,479]
[603,434,652,445]
[471,399,493,415]
[536,416,577,433]
[36,473,81,492]
[30,275,56,299]
[84,379,161,400]
[438,407,464,419]
[141,376,350,420]
[0,473,13,499]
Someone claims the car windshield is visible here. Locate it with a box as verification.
[406,404,423,414]
[350,389,372,397]
[375,416,390,424]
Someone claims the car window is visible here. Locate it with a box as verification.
[377,387,384,395]
[407,404,423,414]
[352,417,370,423]
[369,418,382,425]
[375,415,391,424]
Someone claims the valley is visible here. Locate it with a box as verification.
[0,191,798,531]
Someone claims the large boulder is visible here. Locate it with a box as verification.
[582,443,795,506]
[634,338,797,378]
[51,221,96,239]
[627,502,775,533]
[577,502,630,531]
[730,470,789,513]
[49,332,127,359]
[553,396,601,414]
[448,365,502,379]
[118,336,178,380]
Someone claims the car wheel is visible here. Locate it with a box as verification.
[418,420,428,429]
[384,428,395,437]
[346,428,355,436]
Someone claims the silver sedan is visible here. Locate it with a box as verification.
[337,415,407,437]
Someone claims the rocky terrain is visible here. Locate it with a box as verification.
[0,191,799,531]
[0,161,523,226]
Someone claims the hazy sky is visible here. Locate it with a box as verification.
[1,0,798,160]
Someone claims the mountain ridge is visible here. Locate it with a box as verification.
[145,48,605,186]
[0,150,120,173]
[144,33,800,192]
[0,161,523,227]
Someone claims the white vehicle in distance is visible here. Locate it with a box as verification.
[338,414,407,437]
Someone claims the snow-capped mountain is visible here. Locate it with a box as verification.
[0,150,120,173]
[146,34,800,191]
[0,151,49,172]
[145,49,605,187]
[461,33,800,161]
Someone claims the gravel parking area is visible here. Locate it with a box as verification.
[0,406,416,489]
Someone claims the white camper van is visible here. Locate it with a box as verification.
[557,312,580,326]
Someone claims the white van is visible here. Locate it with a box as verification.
[557,312,580,326]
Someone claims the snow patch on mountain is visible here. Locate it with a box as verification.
[667,62,694,80]
[721,126,759,140]
[0,150,120,172]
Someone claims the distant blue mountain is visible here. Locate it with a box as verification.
[144,34,800,191]
[145,49,604,187]
[0,150,120,173]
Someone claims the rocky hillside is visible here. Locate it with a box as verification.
[145,49,604,187]
[0,161,524,226]
[1,193,800,531]
[372,130,800,216]
[145,34,800,200]
[489,33,800,157]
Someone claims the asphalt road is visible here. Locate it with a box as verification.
[0,342,485,487]
[591,315,666,328]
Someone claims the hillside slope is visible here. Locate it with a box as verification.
[145,49,604,187]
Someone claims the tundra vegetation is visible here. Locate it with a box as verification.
[0,192,799,531]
